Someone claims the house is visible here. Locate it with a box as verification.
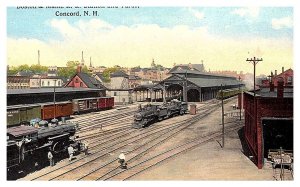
[32,76,64,88]
[7,76,30,89]
[64,66,105,89]
[110,71,129,89]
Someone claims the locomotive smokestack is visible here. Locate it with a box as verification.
[282,67,284,73]
[275,70,277,76]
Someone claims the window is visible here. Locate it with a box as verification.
[287,76,293,84]
[58,81,61,86]
[114,92,117,96]
[42,81,44,86]
[80,82,83,87]
[48,81,50,86]
[75,78,79,83]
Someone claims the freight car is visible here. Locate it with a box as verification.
[7,104,41,127]
[41,101,73,120]
[97,97,114,110]
[6,97,115,127]
[7,122,83,173]
[72,97,98,114]
[132,100,188,128]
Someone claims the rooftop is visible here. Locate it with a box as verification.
[245,87,293,98]
[7,87,104,95]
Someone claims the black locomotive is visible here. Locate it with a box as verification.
[7,122,83,175]
[132,99,188,128]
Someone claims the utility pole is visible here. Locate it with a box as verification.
[185,70,188,102]
[53,79,57,120]
[246,56,262,156]
[239,76,242,121]
[221,84,225,148]
[246,57,263,97]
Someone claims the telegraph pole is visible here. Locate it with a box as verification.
[221,84,225,148]
[246,57,263,97]
[246,56,262,156]
[53,79,57,120]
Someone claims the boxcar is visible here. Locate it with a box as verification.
[41,101,73,120]
[7,104,41,127]
[72,98,98,114]
[97,97,114,110]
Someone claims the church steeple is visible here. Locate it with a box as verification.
[89,57,92,67]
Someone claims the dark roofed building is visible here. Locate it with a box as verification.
[110,71,129,78]
[94,73,107,83]
[168,63,205,74]
[65,69,106,89]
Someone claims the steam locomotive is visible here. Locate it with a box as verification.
[132,100,188,128]
[7,122,83,173]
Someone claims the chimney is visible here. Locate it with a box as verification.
[277,77,284,98]
[270,81,274,92]
[77,65,82,73]
[38,50,40,65]
[275,70,277,76]
[282,67,284,73]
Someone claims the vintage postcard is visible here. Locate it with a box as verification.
[5,3,294,183]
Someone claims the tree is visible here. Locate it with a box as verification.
[57,61,90,79]
[30,64,48,74]
[102,66,120,82]
[7,66,18,75]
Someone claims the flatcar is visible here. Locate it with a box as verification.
[132,100,188,128]
[7,122,82,173]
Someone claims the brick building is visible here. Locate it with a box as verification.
[243,79,293,169]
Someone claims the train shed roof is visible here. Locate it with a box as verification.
[7,87,104,95]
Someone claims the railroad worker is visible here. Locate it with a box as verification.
[118,152,127,169]
[68,145,74,162]
[48,149,54,166]
[84,142,89,155]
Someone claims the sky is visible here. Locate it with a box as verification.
[7,6,293,75]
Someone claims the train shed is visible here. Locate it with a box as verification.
[243,79,293,169]
[7,87,106,106]
[134,69,243,102]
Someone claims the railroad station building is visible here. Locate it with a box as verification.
[243,78,293,169]
[133,68,243,102]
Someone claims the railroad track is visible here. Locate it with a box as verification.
[27,99,224,180]
[78,107,232,181]
[28,114,196,181]
[103,123,243,181]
